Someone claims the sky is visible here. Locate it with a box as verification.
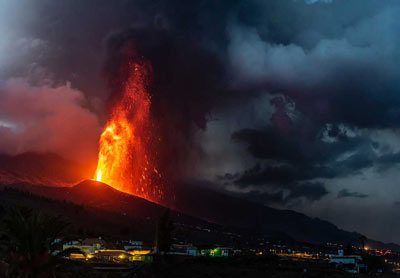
[0,0,400,243]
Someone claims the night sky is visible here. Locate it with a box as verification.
[0,0,400,243]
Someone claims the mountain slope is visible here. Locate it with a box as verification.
[0,182,247,246]
[2,174,398,250]
[172,182,359,244]
[7,180,167,218]
[0,152,92,186]
[0,151,362,244]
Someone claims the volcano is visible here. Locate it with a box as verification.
[92,47,165,204]
[7,180,164,218]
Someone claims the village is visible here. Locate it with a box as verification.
[57,235,400,276]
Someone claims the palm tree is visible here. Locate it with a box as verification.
[0,206,68,278]
[155,209,174,255]
[359,235,368,250]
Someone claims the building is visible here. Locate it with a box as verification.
[62,237,105,259]
[81,237,106,250]
[329,250,367,274]
[92,250,133,263]
[92,249,152,262]
[61,237,154,263]
[169,244,198,256]
[63,240,80,246]
[130,249,153,261]
[201,247,233,257]
[63,245,97,256]
[124,240,144,250]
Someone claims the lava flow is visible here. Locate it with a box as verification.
[93,52,163,203]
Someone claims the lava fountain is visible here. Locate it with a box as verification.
[93,50,163,203]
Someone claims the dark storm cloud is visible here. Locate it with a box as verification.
[232,181,328,206]
[223,0,400,198]
[337,189,368,199]
[288,182,329,202]
[230,99,370,184]
[238,190,285,205]
[230,102,400,195]
[228,1,400,130]
[231,111,400,188]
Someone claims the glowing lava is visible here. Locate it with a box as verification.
[96,169,102,182]
[93,54,163,202]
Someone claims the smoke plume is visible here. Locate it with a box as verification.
[0,78,101,164]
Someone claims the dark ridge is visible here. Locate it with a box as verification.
[4,179,399,251]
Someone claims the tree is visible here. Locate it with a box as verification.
[155,209,174,254]
[359,235,367,250]
[345,242,354,255]
[362,253,388,273]
[0,206,68,278]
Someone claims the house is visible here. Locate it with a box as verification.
[201,247,233,257]
[329,250,367,274]
[169,244,198,256]
[63,245,97,256]
[81,237,105,249]
[63,240,80,246]
[129,249,153,261]
[92,249,152,262]
[93,250,133,263]
[212,247,232,257]
[124,240,144,250]
[62,237,104,259]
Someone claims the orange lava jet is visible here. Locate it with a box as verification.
[93,54,163,203]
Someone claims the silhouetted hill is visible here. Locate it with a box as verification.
[172,182,358,243]
[5,179,398,251]
[0,152,92,186]
[172,182,400,251]
[0,151,397,250]
[7,180,168,218]
[0,185,239,246]
[0,185,156,240]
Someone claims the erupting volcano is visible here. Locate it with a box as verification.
[93,49,163,203]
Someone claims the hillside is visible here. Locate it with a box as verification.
[4,179,398,251]
[0,185,239,246]
[172,182,358,244]
[0,150,396,250]
[0,152,92,186]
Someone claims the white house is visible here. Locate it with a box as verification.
[329,250,367,274]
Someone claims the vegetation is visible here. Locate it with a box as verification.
[361,253,391,273]
[0,206,93,278]
[136,255,364,278]
[155,209,174,254]
[359,235,367,250]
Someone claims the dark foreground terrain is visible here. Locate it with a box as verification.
[136,256,399,278]
[0,186,398,277]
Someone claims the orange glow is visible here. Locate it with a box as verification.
[96,170,102,182]
[94,55,163,202]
